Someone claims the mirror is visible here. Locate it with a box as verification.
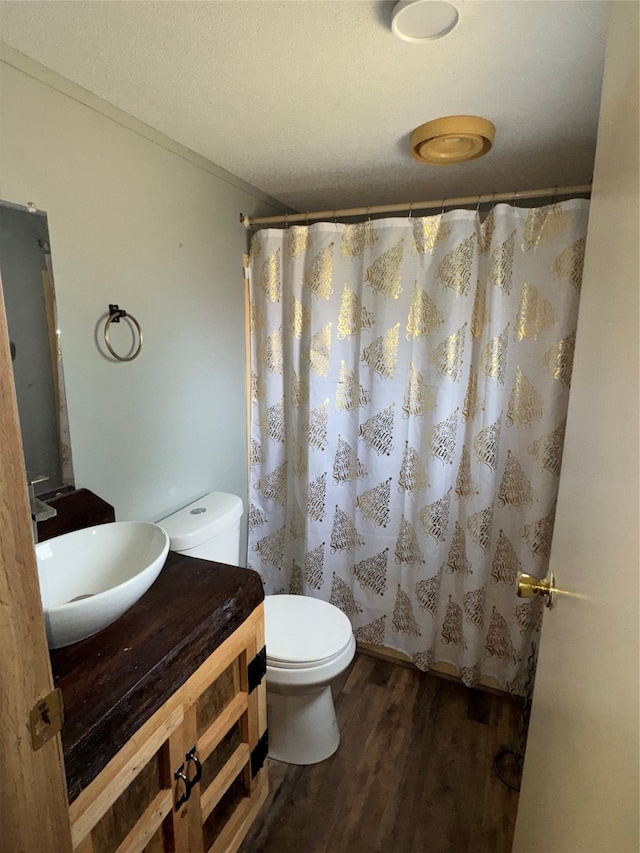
[0,201,74,496]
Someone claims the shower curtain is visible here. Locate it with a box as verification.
[247,201,589,692]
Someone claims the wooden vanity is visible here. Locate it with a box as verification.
[49,552,268,853]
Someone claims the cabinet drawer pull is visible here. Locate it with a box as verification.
[174,747,202,810]
[186,746,202,786]
[174,762,191,810]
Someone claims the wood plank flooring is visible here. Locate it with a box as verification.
[239,653,523,853]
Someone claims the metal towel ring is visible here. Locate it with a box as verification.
[104,304,143,362]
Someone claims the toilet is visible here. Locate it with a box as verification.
[263,594,355,764]
[159,492,356,765]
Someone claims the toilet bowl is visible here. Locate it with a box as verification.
[159,493,356,766]
[265,594,356,765]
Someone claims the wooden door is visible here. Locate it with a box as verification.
[0,274,72,848]
[512,4,639,850]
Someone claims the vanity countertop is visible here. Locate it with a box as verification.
[49,551,264,803]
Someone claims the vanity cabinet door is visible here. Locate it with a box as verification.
[68,604,267,853]
[69,703,198,853]
[192,607,268,853]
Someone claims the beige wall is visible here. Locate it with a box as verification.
[0,50,286,559]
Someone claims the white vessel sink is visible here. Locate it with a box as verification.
[36,521,170,649]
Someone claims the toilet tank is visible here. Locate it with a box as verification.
[159,492,243,564]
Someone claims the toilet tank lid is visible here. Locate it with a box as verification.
[159,492,243,551]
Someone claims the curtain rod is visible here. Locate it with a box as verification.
[241,183,592,229]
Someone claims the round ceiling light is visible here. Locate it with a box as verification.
[391,0,459,42]
[410,115,496,165]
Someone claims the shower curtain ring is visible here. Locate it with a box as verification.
[441,198,447,215]
[366,206,371,222]
[475,194,482,214]
[408,202,413,219]
[512,190,520,208]
[552,186,559,205]
[284,212,289,229]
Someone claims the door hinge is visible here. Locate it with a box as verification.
[251,730,269,778]
[247,646,267,694]
[30,687,64,750]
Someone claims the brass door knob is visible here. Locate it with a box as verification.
[516,571,555,608]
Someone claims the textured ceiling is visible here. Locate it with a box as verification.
[0,0,608,212]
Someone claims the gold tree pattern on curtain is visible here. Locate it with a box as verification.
[248,202,589,692]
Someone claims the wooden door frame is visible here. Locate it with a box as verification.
[0,274,72,848]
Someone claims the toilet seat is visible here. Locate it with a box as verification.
[264,594,353,668]
[268,637,353,670]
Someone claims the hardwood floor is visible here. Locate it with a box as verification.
[239,653,523,853]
